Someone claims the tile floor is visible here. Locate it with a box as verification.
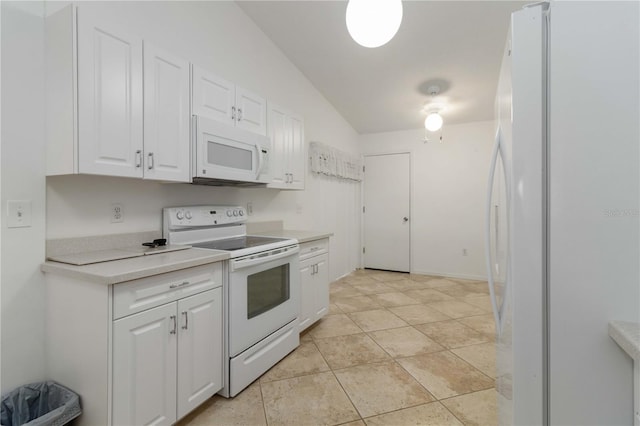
[179,269,497,426]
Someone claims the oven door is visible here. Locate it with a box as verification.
[193,115,270,183]
[228,245,300,356]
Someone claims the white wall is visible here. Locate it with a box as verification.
[44,1,361,280]
[360,121,495,280]
[1,1,47,392]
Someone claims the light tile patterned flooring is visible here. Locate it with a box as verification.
[179,269,497,426]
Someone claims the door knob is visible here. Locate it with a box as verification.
[403,217,409,222]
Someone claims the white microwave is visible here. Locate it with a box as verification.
[192,115,270,185]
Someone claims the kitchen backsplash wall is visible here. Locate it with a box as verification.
[360,120,495,280]
[46,174,361,281]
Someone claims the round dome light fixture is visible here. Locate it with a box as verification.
[424,112,443,132]
[346,0,403,48]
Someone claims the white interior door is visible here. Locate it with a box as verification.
[363,153,411,272]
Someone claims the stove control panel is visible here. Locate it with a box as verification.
[164,205,246,228]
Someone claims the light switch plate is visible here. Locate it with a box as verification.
[7,200,32,228]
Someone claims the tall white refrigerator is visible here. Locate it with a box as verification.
[486,2,639,425]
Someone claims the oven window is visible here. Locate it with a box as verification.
[208,140,252,170]
[247,264,290,319]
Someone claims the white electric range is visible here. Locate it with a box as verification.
[163,205,300,397]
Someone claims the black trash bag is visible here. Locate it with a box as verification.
[1,381,81,426]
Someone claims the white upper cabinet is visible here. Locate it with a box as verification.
[267,102,305,190]
[235,86,267,135]
[267,105,288,187]
[77,7,144,178]
[47,5,190,182]
[143,42,190,182]
[192,65,267,136]
[192,67,235,125]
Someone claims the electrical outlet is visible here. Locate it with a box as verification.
[247,201,253,216]
[7,200,32,228]
[111,203,124,223]
[296,204,303,214]
[462,248,468,256]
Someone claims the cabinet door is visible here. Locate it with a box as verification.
[177,288,223,419]
[77,8,143,177]
[143,42,190,182]
[298,257,315,332]
[235,86,267,135]
[267,103,288,188]
[288,114,305,189]
[192,65,235,126]
[113,303,177,426]
[314,254,330,319]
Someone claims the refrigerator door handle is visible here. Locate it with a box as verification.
[485,126,503,335]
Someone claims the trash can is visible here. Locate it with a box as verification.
[1,381,81,426]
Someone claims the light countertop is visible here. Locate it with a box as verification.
[42,248,229,285]
[251,229,333,244]
[609,321,640,361]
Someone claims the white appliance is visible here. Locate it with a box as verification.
[486,2,639,425]
[192,116,271,185]
[164,205,300,397]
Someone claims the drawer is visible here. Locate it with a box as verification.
[299,238,329,261]
[113,263,223,320]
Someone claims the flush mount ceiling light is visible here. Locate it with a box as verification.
[346,0,403,48]
[423,84,444,132]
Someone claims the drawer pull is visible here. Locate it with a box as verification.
[310,247,320,252]
[169,281,190,289]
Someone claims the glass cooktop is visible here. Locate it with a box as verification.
[192,236,290,251]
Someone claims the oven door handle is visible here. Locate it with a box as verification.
[231,246,299,271]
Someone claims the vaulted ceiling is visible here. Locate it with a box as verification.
[238,1,528,134]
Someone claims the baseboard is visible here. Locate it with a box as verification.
[410,269,487,282]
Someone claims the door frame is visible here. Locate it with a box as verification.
[360,151,412,272]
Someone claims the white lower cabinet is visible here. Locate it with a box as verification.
[298,239,330,332]
[113,303,177,426]
[45,262,223,426]
[112,288,222,425]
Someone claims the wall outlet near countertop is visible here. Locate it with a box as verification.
[462,248,468,256]
[247,201,253,215]
[111,203,124,223]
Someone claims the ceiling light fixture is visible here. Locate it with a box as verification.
[423,85,444,132]
[424,112,443,132]
[346,0,403,48]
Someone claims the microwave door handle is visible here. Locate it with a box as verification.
[255,143,265,179]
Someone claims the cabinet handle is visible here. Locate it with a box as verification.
[231,106,236,121]
[135,150,142,168]
[148,152,154,170]
[169,281,190,289]
[237,108,243,121]
[310,247,320,252]
[169,315,177,334]
[182,311,188,330]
